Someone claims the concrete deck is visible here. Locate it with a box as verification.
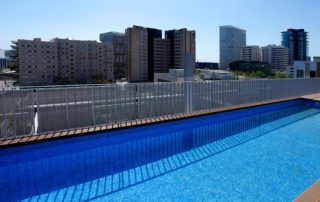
[294,179,320,202]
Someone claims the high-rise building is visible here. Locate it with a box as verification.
[219,25,246,69]
[154,38,171,73]
[262,45,289,73]
[100,32,126,80]
[125,25,162,82]
[165,28,196,70]
[281,29,308,64]
[15,38,114,86]
[241,45,262,62]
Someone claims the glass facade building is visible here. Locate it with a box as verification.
[281,29,308,64]
[219,25,246,70]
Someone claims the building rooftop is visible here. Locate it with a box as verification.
[220,25,246,31]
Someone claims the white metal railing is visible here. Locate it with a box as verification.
[1,78,320,139]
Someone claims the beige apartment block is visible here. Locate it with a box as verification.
[262,45,289,73]
[16,38,114,86]
[241,45,262,62]
[54,38,114,84]
[125,26,149,82]
[17,38,59,86]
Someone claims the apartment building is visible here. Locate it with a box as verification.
[165,28,196,70]
[100,32,126,80]
[220,25,246,69]
[55,38,113,84]
[125,25,162,82]
[262,45,289,73]
[16,38,59,85]
[282,29,308,64]
[241,45,262,62]
[16,38,114,86]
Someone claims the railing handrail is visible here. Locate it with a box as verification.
[4,77,320,91]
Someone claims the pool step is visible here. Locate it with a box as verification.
[294,179,320,202]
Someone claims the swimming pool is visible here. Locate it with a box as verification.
[1,99,320,201]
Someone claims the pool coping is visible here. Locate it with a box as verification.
[1,94,320,149]
[294,179,320,202]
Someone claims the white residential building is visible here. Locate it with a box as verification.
[288,60,320,78]
[241,45,262,62]
[262,45,289,73]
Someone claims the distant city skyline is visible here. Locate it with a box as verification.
[2,0,320,62]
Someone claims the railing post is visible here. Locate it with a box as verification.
[2,89,7,138]
[45,88,48,132]
[154,83,157,117]
[136,84,139,120]
[184,81,193,113]
[91,87,96,126]
[36,89,41,133]
[65,88,69,129]
[12,89,16,137]
[118,84,121,123]
[20,90,25,135]
[30,90,35,135]
[105,86,109,125]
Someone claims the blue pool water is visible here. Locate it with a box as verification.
[1,99,320,201]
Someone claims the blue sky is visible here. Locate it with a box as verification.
[2,0,320,62]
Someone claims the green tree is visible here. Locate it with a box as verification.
[275,71,288,79]
[53,76,71,85]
